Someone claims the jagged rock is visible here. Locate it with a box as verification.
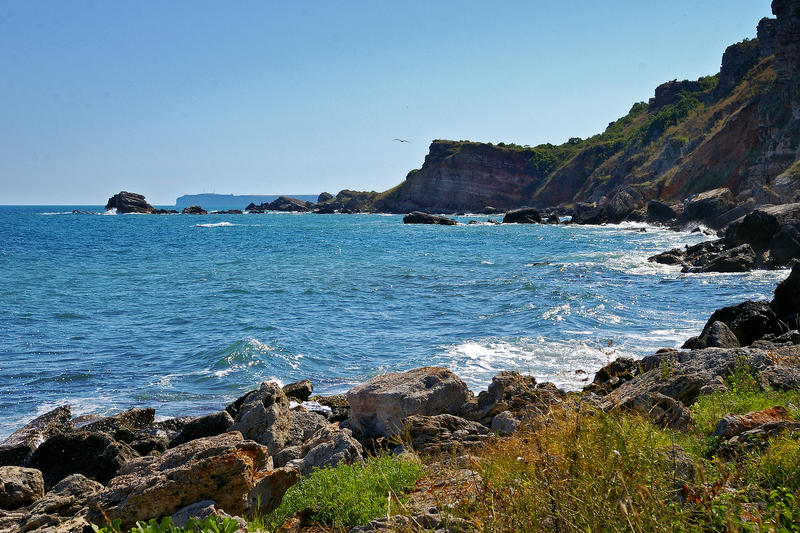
[403,212,458,225]
[347,367,473,438]
[725,203,800,268]
[105,191,155,214]
[229,382,292,455]
[170,411,234,447]
[700,300,787,346]
[472,371,565,420]
[348,510,477,533]
[771,262,800,321]
[717,421,800,458]
[400,415,491,454]
[546,214,560,224]
[571,202,604,225]
[309,395,350,423]
[285,411,329,448]
[285,426,363,476]
[9,474,104,533]
[646,201,678,224]
[88,433,298,530]
[616,392,694,430]
[0,406,72,466]
[317,192,334,203]
[716,39,761,97]
[489,411,520,435]
[682,321,741,350]
[680,188,736,229]
[28,431,139,489]
[144,416,193,442]
[760,364,800,390]
[283,380,313,402]
[650,80,704,109]
[170,500,247,531]
[701,244,755,273]
[129,435,168,456]
[0,466,44,510]
[76,407,155,443]
[584,357,640,395]
[772,0,800,84]
[269,196,310,212]
[758,17,778,56]
[713,406,792,439]
[181,205,208,215]
[605,188,642,223]
[502,207,542,224]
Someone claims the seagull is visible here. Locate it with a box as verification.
[392,138,411,143]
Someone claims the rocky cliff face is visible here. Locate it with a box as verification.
[375,2,800,213]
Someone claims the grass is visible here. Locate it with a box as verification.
[92,516,240,533]
[251,453,425,531]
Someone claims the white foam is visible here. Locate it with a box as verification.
[40,211,72,215]
[195,222,236,228]
[103,208,117,215]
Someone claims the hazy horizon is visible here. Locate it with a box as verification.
[1,1,774,205]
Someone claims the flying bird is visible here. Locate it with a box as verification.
[392,138,411,143]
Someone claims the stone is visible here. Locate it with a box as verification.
[181,205,208,215]
[170,411,234,447]
[472,371,565,420]
[680,188,736,229]
[76,407,155,442]
[713,406,792,439]
[584,358,640,395]
[401,414,491,454]
[104,191,155,214]
[28,431,139,489]
[170,500,247,531]
[229,382,292,455]
[317,192,334,203]
[308,395,350,423]
[701,300,787,346]
[283,380,314,402]
[285,426,363,476]
[348,510,477,533]
[771,262,800,320]
[616,392,694,430]
[703,244,755,273]
[682,321,741,350]
[502,208,542,224]
[646,201,678,224]
[402,211,458,225]
[12,474,104,533]
[0,405,72,466]
[285,411,329,448]
[129,435,169,456]
[490,411,520,435]
[0,466,44,510]
[604,188,641,223]
[88,433,298,530]
[717,421,800,458]
[346,367,474,438]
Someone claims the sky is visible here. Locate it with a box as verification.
[0,1,775,205]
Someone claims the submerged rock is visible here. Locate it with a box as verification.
[402,212,458,225]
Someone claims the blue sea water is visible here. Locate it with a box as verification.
[0,206,788,438]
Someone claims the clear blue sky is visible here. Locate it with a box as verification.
[0,1,774,205]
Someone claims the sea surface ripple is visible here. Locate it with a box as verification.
[0,206,786,437]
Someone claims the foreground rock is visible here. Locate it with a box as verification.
[403,212,458,225]
[471,371,565,422]
[282,426,363,476]
[683,301,787,348]
[0,466,44,510]
[347,367,473,438]
[229,381,292,455]
[401,414,491,454]
[105,191,155,214]
[88,432,298,530]
[0,406,72,466]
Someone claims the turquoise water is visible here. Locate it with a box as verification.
[0,206,787,437]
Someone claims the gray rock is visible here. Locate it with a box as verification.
[402,414,491,454]
[713,406,791,439]
[699,300,787,346]
[771,262,800,320]
[347,367,474,439]
[0,406,72,467]
[170,500,247,531]
[0,466,44,510]
[286,410,329,447]
[683,321,741,349]
[717,421,800,458]
[348,510,476,533]
[490,411,520,435]
[229,382,292,455]
[616,392,694,430]
[286,426,363,476]
[472,371,565,420]
[12,474,104,533]
[76,407,155,443]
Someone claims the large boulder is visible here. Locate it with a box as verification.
[403,212,458,225]
[604,188,642,223]
[269,196,310,212]
[0,406,72,466]
[680,188,736,228]
[283,380,314,402]
[181,205,207,215]
[0,466,44,510]
[88,432,298,530]
[29,431,139,490]
[771,262,800,321]
[471,371,565,420]
[702,244,755,273]
[347,367,473,438]
[646,201,678,224]
[502,208,542,224]
[682,321,741,350]
[104,191,155,214]
[229,381,292,455]
[700,300,787,346]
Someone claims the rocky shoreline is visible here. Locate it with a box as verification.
[2,261,799,532]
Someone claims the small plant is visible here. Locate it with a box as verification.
[92,516,240,533]
[724,355,760,394]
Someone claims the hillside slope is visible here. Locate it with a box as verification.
[373,1,800,213]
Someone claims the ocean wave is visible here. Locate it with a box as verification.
[40,211,73,215]
[195,222,237,228]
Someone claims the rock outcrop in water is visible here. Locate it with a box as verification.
[105,192,156,214]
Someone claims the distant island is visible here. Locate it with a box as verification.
[174,194,318,210]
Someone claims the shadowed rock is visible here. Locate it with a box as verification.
[0,406,72,467]
[403,212,458,225]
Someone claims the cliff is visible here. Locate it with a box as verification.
[374,1,800,213]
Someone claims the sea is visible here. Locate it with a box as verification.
[0,206,788,438]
